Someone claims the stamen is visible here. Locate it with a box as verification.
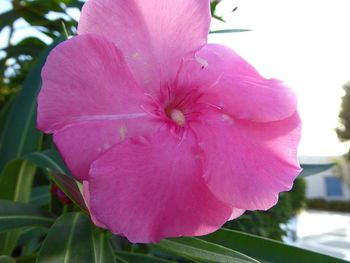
[169,108,186,126]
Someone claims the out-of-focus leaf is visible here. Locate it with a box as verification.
[50,172,88,213]
[2,37,46,58]
[0,200,54,233]
[25,149,71,176]
[0,160,36,254]
[14,255,37,263]
[92,230,116,263]
[300,163,335,177]
[0,38,63,171]
[0,256,15,263]
[65,0,85,9]
[154,237,260,263]
[36,212,94,263]
[0,99,13,147]
[115,252,174,263]
[210,29,251,34]
[0,10,17,31]
[201,228,348,263]
[25,150,88,212]
[30,185,49,206]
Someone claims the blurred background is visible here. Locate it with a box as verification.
[0,0,349,261]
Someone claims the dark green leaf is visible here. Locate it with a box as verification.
[0,38,63,171]
[0,159,36,254]
[0,256,15,263]
[210,29,251,34]
[92,230,116,263]
[37,212,94,263]
[50,172,88,213]
[155,237,260,263]
[201,228,348,263]
[25,149,71,176]
[300,163,335,177]
[0,10,18,31]
[2,37,46,58]
[25,150,88,212]
[0,200,54,233]
[30,185,49,206]
[115,252,174,263]
[14,255,37,263]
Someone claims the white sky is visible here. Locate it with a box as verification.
[1,0,350,157]
[210,0,350,157]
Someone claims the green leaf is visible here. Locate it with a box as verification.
[25,150,88,212]
[30,185,49,206]
[0,38,63,171]
[0,200,54,233]
[201,228,348,263]
[0,159,36,254]
[300,163,334,177]
[25,149,71,176]
[2,37,46,58]
[0,256,15,263]
[37,212,94,263]
[0,160,36,201]
[154,237,260,263]
[0,10,18,31]
[92,230,116,263]
[210,29,251,34]
[50,172,88,213]
[15,255,37,263]
[115,252,174,263]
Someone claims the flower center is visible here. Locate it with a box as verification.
[167,108,186,126]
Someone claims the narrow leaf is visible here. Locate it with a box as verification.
[25,149,71,176]
[30,186,50,206]
[115,252,175,263]
[92,230,116,263]
[37,212,94,263]
[50,172,88,213]
[201,228,348,263]
[0,200,54,233]
[25,150,88,212]
[155,237,260,263]
[0,160,36,254]
[0,38,63,171]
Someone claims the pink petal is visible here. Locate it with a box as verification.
[88,128,232,243]
[192,111,301,211]
[179,44,297,122]
[82,181,106,228]
[38,34,145,133]
[78,0,211,91]
[53,117,157,180]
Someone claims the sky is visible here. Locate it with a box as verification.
[1,0,350,157]
[210,0,350,157]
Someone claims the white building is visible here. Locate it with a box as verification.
[301,156,350,200]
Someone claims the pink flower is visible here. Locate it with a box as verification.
[37,0,301,243]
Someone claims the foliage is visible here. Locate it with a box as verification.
[0,0,83,108]
[225,178,306,241]
[0,1,344,263]
[307,198,350,212]
[336,82,350,160]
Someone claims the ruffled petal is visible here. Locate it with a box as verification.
[192,111,301,210]
[38,34,145,133]
[53,117,157,180]
[82,181,106,228]
[178,44,297,122]
[88,128,232,243]
[78,0,211,90]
